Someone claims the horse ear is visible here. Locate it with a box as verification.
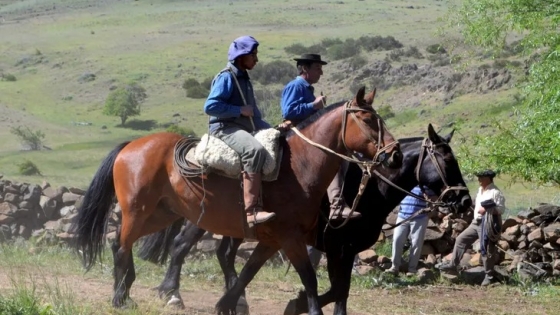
[353,86,366,107]
[364,88,376,106]
[443,129,455,143]
[427,123,440,143]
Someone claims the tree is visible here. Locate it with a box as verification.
[446,0,560,185]
[103,83,146,125]
[10,126,45,150]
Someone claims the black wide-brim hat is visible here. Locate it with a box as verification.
[293,54,328,65]
[475,169,496,178]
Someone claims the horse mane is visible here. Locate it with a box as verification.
[285,101,346,138]
[398,136,424,144]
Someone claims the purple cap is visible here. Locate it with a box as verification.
[227,36,259,61]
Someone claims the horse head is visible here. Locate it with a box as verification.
[416,123,472,213]
[343,86,402,169]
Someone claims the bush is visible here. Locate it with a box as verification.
[328,41,360,60]
[348,55,367,70]
[10,126,45,150]
[404,46,423,59]
[18,160,41,175]
[377,104,395,119]
[284,43,308,55]
[1,73,17,81]
[359,35,403,51]
[182,78,210,99]
[251,61,295,85]
[426,44,447,54]
[166,125,197,137]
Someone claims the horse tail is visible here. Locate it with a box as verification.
[137,218,186,265]
[71,141,130,271]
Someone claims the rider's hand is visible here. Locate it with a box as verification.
[240,106,254,117]
[312,96,326,110]
[477,206,486,215]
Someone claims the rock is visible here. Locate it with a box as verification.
[59,205,75,217]
[498,240,510,251]
[469,253,481,266]
[0,214,14,225]
[358,249,377,263]
[39,196,59,220]
[68,187,86,195]
[197,239,219,252]
[62,192,81,206]
[501,218,519,232]
[355,265,375,275]
[0,202,17,216]
[3,193,20,204]
[504,225,520,238]
[527,228,544,242]
[377,255,391,264]
[416,268,436,282]
[424,254,437,266]
[517,209,539,220]
[424,226,445,240]
[421,242,435,256]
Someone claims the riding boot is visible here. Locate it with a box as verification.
[327,166,362,220]
[243,172,276,225]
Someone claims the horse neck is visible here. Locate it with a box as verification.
[378,141,422,211]
[287,107,346,194]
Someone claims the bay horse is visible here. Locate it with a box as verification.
[71,86,402,315]
[137,124,473,315]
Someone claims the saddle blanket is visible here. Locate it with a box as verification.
[189,128,282,181]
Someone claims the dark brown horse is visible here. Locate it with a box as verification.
[71,87,402,315]
[138,125,473,315]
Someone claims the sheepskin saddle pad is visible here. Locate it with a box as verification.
[186,128,283,182]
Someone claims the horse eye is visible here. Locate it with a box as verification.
[363,118,373,124]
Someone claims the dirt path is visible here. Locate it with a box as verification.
[1,266,558,315]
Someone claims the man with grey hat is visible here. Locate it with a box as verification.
[280,53,361,221]
[204,35,275,225]
[437,169,506,286]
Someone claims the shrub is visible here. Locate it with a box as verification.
[328,41,360,60]
[1,73,17,81]
[18,160,41,175]
[10,126,45,150]
[251,61,295,85]
[166,125,197,137]
[377,104,395,119]
[359,35,403,51]
[426,43,447,54]
[186,85,209,99]
[348,55,367,70]
[284,43,307,55]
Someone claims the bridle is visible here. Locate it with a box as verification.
[290,101,399,170]
[378,137,470,230]
[290,100,399,229]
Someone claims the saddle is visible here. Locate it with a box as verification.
[184,128,283,181]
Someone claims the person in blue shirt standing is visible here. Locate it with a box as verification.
[203,35,275,226]
[280,54,361,221]
[386,185,437,276]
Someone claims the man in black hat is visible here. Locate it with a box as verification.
[437,169,506,286]
[279,54,361,221]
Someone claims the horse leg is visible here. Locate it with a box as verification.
[216,237,247,314]
[215,242,279,315]
[158,221,206,308]
[330,249,356,315]
[111,226,137,308]
[282,240,323,315]
[284,247,338,315]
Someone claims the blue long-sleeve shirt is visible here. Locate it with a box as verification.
[398,186,437,220]
[280,76,317,122]
[204,63,269,133]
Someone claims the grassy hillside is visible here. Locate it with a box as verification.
[1,0,558,210]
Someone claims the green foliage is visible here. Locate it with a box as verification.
[17,160,41,176]
[0,287,54,315]
[426,43,447,54]
[103,83,146,125]
[254,88,282,126]
[348,55,367,70]
[182,77,210,99]
[251,61,295,85]
[166,124,197,137]
[377,104,395,120]
[10,126,45,150]
[1,73,17,81]
[446,0,560,184]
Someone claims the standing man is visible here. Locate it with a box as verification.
[437,169,506,286]
[385,185,437,276]
[281,53,361,220]
[203,35,275,225]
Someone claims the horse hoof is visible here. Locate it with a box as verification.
[283,299,296,315]
[236,296,250,315]
[166,295,185,309]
